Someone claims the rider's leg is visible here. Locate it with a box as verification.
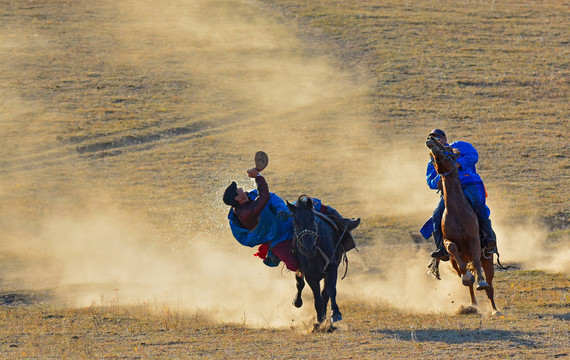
[270,239,300,271]
[431,196,449,260]
[319,204,360,231]
[479,215,497,253]
[463,183,497,254]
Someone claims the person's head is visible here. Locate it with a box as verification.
[429,128,447,145]
[223,182,249,207]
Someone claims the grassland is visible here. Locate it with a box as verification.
[260,0,569,217]
[0,0,568,358]
[0,270,568,359]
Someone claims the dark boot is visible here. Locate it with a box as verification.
[484,239,497,255]
[343,217,361,231]
[479,218,497,255]
[431,247,448,260]
[322,206,360,231]
[431,229,449,261]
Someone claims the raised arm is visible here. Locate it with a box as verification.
[234,169,270,229]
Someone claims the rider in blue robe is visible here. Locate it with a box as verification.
[421,129,497,260]
[224,171,359,268]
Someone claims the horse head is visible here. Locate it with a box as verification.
[287,195,319,257]
[426,135,457,176]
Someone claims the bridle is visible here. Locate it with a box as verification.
[430,140,457,177]
[292,209,351,277]
[294,215,336,272]
[294,217,319,255]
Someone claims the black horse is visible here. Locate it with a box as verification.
[287,195,344,324]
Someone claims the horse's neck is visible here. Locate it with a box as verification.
[313,210,339,232]
[442,175,470,216]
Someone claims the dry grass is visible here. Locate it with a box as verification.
[0,269,568,359]
[260,0,569,218]
[0,0,568,358]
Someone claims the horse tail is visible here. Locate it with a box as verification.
[340,249,349,280]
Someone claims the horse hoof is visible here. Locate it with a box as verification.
[492,310,501,316]
[331,313,342,323]
[476,281,490,291]
[293,296,303,308]
[462,273,475,287]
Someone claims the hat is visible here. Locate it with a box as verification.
[223,181,239,207]
[429,129,446,138]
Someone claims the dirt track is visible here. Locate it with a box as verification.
[0,0,568,358]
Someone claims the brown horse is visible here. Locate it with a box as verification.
[426,136,498,315]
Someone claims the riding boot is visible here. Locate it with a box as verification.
[430,228,449,261]
[463,183,497,255]
[479,217,497,254]
[320,205,360,231]
[430,197,449,261]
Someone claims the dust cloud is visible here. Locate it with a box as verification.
[0,0,567,329]
[1,200,312,328]
[490,204,570,274]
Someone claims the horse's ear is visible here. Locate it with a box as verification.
[286,200,296,213]
[302,196,313,210]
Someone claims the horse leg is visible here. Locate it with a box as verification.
[293,271,305,308]
[445,240,474,286]
[469,284,478,307]
[451,259,478,309]
[306,277,325,323]
[472,252,489,291]
[466,235,489,291]
[320,287,329,315]
[324,265,342,322]
[482,256,499,315]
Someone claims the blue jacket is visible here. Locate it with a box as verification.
[426,141,483,189]
[228,190,293,248]
[228,191,324,249]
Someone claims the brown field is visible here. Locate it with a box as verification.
[0,0,568,359]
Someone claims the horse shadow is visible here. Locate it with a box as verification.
[552,313,570,322]
[370,328,538,348]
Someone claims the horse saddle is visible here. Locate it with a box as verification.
[313,211,357,256]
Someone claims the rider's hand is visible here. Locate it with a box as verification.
[247,168,260,178]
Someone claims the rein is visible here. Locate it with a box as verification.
[433,150,457,177]
[293,217,321,258]
[293,211,350,278]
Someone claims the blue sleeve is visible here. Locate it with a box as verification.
[267,193,290,215]
[452,141,478,170]
[426,162,440,190]
[230,225,258,247]
[228,209,264,247]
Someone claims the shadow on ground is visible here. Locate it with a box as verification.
[371,328,539,348]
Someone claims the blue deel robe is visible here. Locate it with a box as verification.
[228,190,323,249]
[421,141,490,239]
